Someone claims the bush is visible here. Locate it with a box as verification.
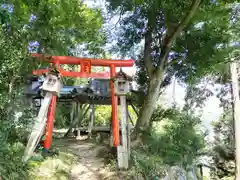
[0,108,33,180]
[129,109,205,179]
[130,149,166,179]
[0,142,29,180]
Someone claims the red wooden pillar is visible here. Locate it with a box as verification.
[44,95,57,150]
[110,65,120,146]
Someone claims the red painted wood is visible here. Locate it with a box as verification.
[32,54,134,149]
[33,69,110,78]
[110,65,120,146]
[44,96,56,150]
[32,53,134,67]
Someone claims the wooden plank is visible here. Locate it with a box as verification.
[120,96,128,148]
[127,107,134,126]
[75,126,134,133]
[75,102,81,139]
[109,115,114,147]
[78,104,90,131]
[117,146,124,169]
[87,103,95,138]
[77,126,110,132]
[70,103,75,125]
[64,104,90,137]
[23,92,52,162]
[127,105,131,160]
[118,96,128,169]
[230,61,240,179]
[26,93,133,105]
[130,101,139,117]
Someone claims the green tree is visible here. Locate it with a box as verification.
[106,0,236,139]
[0,1,106,178]
[180,4,240,178]
[210,109,235,179]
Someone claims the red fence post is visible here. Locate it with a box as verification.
[110,65,120,146]
[44,95,57,150]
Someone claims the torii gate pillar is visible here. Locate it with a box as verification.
[32,54,134,149]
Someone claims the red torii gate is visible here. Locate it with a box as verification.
[32,54,134,150]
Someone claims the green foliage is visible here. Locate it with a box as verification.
[4,0,106,55]
[79,105,137,127]
[28,151,75,180]
[210,109,235,179]
[182,3,240,111]
[106,0,238,136]
[107,0,233,83]
[148,112,204,166]
[131,107,205,178]
[0,0,106,179]
[151,106,178,122]
[54,103,71,128]
[94,105,112,126]
[131,150,166,179]
[0,143,29,180]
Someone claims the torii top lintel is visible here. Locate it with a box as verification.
[32,54,134,67]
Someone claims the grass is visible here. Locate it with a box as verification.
[28,150,76,180]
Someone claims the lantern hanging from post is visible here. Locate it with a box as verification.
[41,69,62,96]
[114,69,132,96]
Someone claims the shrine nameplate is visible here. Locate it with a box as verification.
[82,60,91,73]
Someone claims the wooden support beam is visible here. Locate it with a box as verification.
[127,107,134,126]
[74,125,134,133]
[78,104,90,131]
[83,105,91,117]
[75,102,81,139]
[129,101,139,117]
[127,105,131,160]
[70,102,75,133]
[109,115,114,147]
[76,126,110,132]
[82,103,89,111]
[230,61,240,179]
[64,104,90,137]
[117,96,129,169]
[87,103,95,138]
[70,103,74,124]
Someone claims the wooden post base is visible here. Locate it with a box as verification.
[117,146,129,170]
[117,96,130,170]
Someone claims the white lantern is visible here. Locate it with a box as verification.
[114,71,132,96]
[41,74,62,96]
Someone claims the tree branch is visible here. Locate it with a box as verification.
[157,0,201,69]
[143,25,154,77]
[109,7,124,31]
[165,0,201,48]
[8,57,26,103]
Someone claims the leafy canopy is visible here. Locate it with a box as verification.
[106,0,235,87]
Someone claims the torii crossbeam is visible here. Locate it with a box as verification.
[32,54,134,149]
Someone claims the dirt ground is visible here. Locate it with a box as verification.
[53,136,126,180]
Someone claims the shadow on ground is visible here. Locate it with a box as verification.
[29,136,129,180]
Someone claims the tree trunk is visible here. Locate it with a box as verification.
[132,0,201,140]
[134,68,165,137]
